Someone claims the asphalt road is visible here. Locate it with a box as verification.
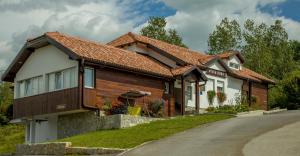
[121,111,300,156]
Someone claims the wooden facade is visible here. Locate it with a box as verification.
[82,67,175,116]
[242,81,268,110]
[13,87,80,119]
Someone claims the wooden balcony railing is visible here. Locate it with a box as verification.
[13,87,80,119]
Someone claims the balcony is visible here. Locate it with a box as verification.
[13,87,80,119]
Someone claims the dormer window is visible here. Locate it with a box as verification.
[229,62,240,70]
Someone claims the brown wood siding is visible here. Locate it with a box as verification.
[251,82,268,110]
[83,67,174,116]
[13,87,80,119]
[242,81,268,110]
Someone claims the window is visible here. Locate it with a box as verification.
[25,79,32,96]
[186,86,192,100]
[207,78,215,91]
[17,75,43,98]
[47,67,77,92]
[84,67,94,88]
[229,62,240,70]
[164,82,170,94]
[55,72,62,90]
[19,81,25,98]
[217,80,224,93]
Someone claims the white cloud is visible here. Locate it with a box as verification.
[0,0,138,70]
[1,0,300,71]
[161,0,300,52]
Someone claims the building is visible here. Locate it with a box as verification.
[1,32,274,143]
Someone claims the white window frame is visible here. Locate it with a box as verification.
[207,78,215,91]
[47,67,77,92]
[229,62,240,70]
[84,67,95,88]
[217,80,225,93]
[17,75,43,98]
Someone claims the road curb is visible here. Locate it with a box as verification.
[263,109,287,115]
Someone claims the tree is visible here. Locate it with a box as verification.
[242,20,296,79]
[208,17,242,54]
[290,40,300,67]
[140,16,187,47]
[0,82,13,125]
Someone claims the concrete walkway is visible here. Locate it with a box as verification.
[121,111,300,156]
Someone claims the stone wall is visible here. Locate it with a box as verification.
[16,142,71,155]
[57,111,160,139]
[57,111,102,139]
[15,142,125,155]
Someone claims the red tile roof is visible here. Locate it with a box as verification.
[171,65,194,76]
[217,51,245,63]
[108,32,274,84]
[45,32,173,78]
[234,67,275,84]
[108,32,215,66]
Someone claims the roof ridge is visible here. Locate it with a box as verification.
[46,32,137,55]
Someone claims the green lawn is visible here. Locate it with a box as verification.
[59,114,233,148]
[0,124,24,154]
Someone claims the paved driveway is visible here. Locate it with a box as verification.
[121,111,300,156]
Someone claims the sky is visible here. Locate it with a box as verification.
[1,0,300,71]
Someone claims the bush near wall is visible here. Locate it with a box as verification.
[206,104,249,114]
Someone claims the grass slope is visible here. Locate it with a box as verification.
[59,114,233,148]
[0,124,24,154]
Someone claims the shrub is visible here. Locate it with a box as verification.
[251,96,257,104]
[111,104,128,114]
[269,70,300,110]
[206,106,215,112]
[207,90,216,106]
[0,113,8,125]
[148,100,164,117]
[102,98,112,115]
[206,104,249,114]
[217,92,227,105]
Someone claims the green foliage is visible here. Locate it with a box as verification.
[208,17,242,54]
[216,92,227,105]
[290,40,300,68]
[140,16,187,48]
[58,114,233,148]
[102,98,112,115]
[269,70,300,109]
[206,104,249,114]
[148,100,163,117]
[251,96,257,104]
[207,90,216,106]
[0,82,13,124]
[243,19,296,79]
[0,124,24,154]
[280,70,300,109]
[0,114,8,125]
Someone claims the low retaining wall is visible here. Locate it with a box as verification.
[58,112,160,139]
[16,142,126,155]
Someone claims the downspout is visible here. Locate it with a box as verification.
[80,59,97,109]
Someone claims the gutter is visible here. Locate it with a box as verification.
[79,59,97,109]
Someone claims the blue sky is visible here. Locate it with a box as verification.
[259,0,300,22]
[0,0,300,70]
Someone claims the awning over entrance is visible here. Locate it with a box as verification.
[171,65,207,82]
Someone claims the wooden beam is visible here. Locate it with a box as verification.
[195,80,199,113]
[181,78,184,115]
[249,81,252,106]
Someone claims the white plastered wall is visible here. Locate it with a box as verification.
[14,45,78,99]
[199,61,243,109]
